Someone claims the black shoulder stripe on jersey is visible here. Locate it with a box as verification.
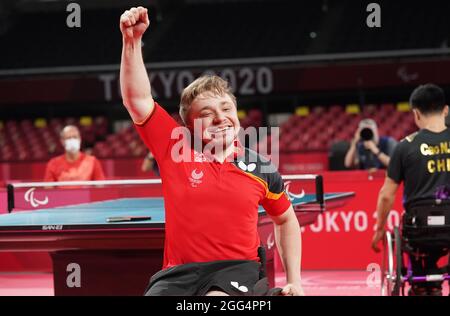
[233,148,285,198]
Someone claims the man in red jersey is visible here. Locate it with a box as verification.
[44,125,105,182]
[120,7,303,296]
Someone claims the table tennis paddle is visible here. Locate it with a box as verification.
[106,216,152,222]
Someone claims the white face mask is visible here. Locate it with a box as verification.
[65,138,81,153]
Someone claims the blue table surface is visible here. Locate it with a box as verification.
[0,193,350,227]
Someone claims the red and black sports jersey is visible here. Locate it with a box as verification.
[135,102,291,269]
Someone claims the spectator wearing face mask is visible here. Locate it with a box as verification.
[44,125,105,181]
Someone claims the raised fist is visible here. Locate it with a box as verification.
[120,6,150,40]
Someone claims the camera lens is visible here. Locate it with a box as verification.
[360,128,374,141]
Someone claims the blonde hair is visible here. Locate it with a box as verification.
[179,75,236,124]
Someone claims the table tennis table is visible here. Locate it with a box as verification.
[0,177,354,295]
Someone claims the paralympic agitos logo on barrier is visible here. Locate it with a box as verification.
[24,187,49,208]
[284,181,306,202]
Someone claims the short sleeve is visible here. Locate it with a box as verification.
[387,141,405,183]
[260,170,291,217]
[134,102,181,163]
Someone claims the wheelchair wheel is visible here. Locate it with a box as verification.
[381,228,404,296]
[381,231,395,296]
[393,227,404,296]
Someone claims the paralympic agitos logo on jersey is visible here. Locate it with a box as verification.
[189,169,204,187]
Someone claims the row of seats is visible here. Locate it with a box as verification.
[0,103,417,161]
[0,117,108,162]
[256,102,416,153]
[92,111,264,159]
[0,109,263,162]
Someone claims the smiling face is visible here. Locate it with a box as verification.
[179,75,241,153]
[186,92,240,149]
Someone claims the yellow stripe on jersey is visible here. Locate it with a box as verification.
[240,171,285,201]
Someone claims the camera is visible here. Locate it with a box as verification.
[360,128,374,141]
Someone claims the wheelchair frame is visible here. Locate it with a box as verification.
[381,226,450,296]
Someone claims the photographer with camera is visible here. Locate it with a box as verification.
[344,119,398,170]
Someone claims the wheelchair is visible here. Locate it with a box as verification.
[381,199,450,296]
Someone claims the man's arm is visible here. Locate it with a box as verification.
[344,129,361,168]
[371,177,399,252]
[364,140,390,167]
[141,152,155,172]
[119,7,154,123]
[344,141,356,168]
[377,151,390,167]
[270,205,304,295]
